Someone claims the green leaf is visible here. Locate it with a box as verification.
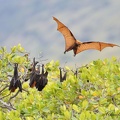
[25,117,34,120]
[42,107,50,113]
[38,118,43,120]
[72,104,80,113]
[99,98,107,105]
[85,111,91,119]
[60,105,66,112]
[91,112,96,120]
[64,110,71,119]
[11,46,17,53]
[0,111,4,120]
[79,111,85,120]
[1,46,7,52]
[12,55,21,63]
[17,44,25,52]
[98,107,106,114]
[82,100,88,109]
[108,104,115,112]
[115,107,120,114]
[54,60,60,66]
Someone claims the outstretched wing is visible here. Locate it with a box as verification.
[75,41,119,55]
[53,17,76,52]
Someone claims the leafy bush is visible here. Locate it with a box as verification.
[0,45,120,120]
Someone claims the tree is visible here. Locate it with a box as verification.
[0,44,120,120]
[0,44,30,112]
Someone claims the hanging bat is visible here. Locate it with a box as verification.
[9,63,22,92]
[29,58,39,88]
[36,65,40,74]
[24,59,39,82]
[53,17,119,56]
[35,64,48,91]
[59,67,67,82]
[35,71,48,91]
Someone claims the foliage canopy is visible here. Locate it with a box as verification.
[0,45,120,120]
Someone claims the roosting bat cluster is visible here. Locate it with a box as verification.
[8,58,48,92]
[29,58,48,91]
[8,58,68,93]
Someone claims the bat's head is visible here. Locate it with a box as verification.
[73,48,77,57]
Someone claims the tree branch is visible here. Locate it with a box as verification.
[0,84,8,93]
[0,99,16,111]
[8,90,20,103]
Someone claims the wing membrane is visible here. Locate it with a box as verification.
[75,42,118,54]
[53,17,76,51]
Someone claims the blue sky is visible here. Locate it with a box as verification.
[0,0,120,67]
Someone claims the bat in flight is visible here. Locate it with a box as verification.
[53,17,119,56]
[9,63,22,92]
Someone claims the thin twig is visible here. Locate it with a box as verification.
[111,92,120,107]
[0,84,9,93]
[8,90,20,103]
[0,99,16,111]
[0,93,11,99]
[22,88,29,94]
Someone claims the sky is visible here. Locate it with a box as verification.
[0,0,120,67]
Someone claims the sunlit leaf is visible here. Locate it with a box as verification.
[82,100,88,109]
[98,107,106,114]
[72,104,80,113]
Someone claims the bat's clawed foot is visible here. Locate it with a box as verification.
[64,51,66,54]
[74,54,76,57]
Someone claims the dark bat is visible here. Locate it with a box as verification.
[24,60,39,82]
[29,58,39,88]
[59,67,67,82]
[36,65,40,74]
[35,71,48,91]
[35,64,48,91]
[41,64,44,74]
[9,63,22,92]
[53,17,119,56]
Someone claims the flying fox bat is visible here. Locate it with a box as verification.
[59,67,67,82]
[53,17,119,56]
[35,64,48,91]
[29,58,39,88]
[9,63,22,92]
